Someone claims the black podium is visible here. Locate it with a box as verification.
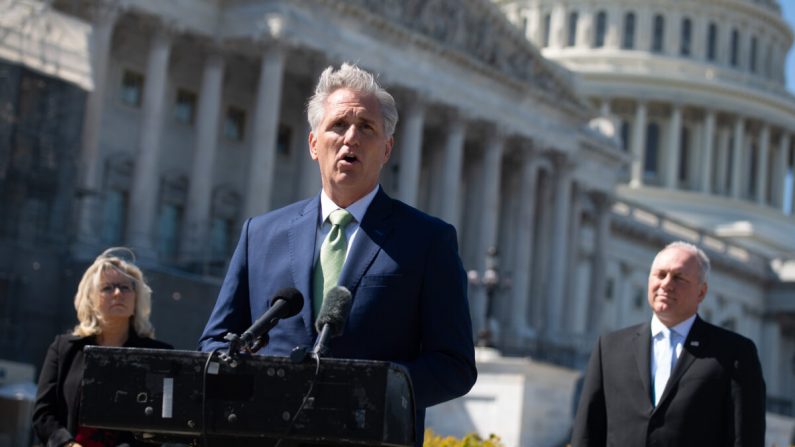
[79,346,415,446]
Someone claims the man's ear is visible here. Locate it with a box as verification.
[698,282,708,303]
[383,136,394,163]
[309,132,318,160]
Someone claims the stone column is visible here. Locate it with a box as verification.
[773,133,791,208]
[716,127,730,194]
[605,6,621,49]
[636,9,652,51]
[510,149,539,337]
[575,7,593,48]
[546,155,573,339]
[548,2,566,49]
[563,184,583,332]
[630,101,647,186]
[243,45,286,218]
[692,16,707,60]
[731,117,746,199]
[664,104,683,188]
[587,193,611,333]
[181,51,225,263]
[439,112,467,230]
[397,96,426,206]
[755,124,770,205]
[527,2,542,43]
[700,109,716,193]
[75,0,123,252]
[664,11,680,55]
[473,128,506,337]
[127,28,173,255]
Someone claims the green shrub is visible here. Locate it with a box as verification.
[424,429,505,447]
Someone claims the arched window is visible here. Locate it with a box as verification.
[652,14,665,53]
[707,23,718,61]
[730,28,740,67]
[568,11,579,47]
[749,36,758,73]
[680,18,692,56]
[543,13,552,47]
[623,12,636,49]
[645,122,660,177]
[595,11,607,47]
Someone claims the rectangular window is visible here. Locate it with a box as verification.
[749,37,758,73]
[620,120,630,151]
[224,107,246,141]
[595,11,607,48]
[210,217,232,261]
[102,190,127,245]
[157,203,183,260]
[680,18,692,56]
[679,128,690,182]
[174,88,197,125]
[645,122,660,176]
[652,15,665,53]
[622,12,636,49]
[120,70,144,107]
[567,12,578,47]
[730,29,740,67]
[707,23,718,61]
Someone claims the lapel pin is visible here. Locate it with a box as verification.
[690,341,700,347]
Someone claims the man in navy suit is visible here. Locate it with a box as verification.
[199,63,477,445]
[571,241,766,447]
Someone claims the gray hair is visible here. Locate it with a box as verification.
[656,241,711,284]
[306,63,399,137]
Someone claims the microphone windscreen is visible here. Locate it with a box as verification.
[271,287,304,317]
[315,286,352,336]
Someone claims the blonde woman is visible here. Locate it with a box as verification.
[33,248,172,447]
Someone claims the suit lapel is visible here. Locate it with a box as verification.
[633,323,653,408]
[338,188,394,296]
[289,195,320,335]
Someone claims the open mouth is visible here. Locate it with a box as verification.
[339,153,358,165]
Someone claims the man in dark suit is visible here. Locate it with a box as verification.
[198,63,477,445]
[571,241,766,447]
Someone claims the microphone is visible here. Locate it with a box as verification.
[311,286,353,356]
[238,287,304,351]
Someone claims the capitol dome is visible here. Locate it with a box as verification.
[498,0,795,259]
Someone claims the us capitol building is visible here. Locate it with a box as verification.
[0,0,793,445]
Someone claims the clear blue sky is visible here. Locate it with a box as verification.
[785,1,795,93]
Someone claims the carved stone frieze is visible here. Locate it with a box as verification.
[316,0,583,110]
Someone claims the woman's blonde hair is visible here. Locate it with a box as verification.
[72,247,155,338]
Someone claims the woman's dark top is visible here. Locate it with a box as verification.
[33,331,173,447]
